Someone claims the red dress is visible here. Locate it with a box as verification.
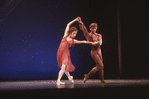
[57,36,75,72]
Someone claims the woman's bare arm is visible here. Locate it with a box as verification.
[74,39,97,45]
[63,17,79,38]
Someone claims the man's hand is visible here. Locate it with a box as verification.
[91,42,98,46]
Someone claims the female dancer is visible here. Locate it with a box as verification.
[57,17,97,85]
[78,17,105,83]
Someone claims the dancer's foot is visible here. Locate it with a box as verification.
[56,81,65,85]
[101,80,105,83]
[68,76,74,84]
[83,74,89,83]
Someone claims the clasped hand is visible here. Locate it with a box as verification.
[91,42,98,46]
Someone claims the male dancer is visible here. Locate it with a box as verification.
[78,18,105,83]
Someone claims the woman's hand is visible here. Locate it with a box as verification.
[76,17,80,21]
[77,17,82,23]
[63,17,79,38]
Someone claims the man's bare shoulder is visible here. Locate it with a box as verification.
[96,33,102,37]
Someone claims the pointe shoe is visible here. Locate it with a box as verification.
[56,81,65,85]
[68,76,74,84]
[83,74,89,83]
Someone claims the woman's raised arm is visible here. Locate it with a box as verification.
[63,17,79,38]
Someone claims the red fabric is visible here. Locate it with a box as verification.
[57,36,75,72]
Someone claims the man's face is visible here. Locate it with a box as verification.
[90,26,97,33]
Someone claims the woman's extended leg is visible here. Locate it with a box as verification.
[57,64,66,85]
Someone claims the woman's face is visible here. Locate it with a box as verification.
[70,31,77,38]
[90,26,97,33]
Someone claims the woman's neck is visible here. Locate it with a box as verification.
[68,35,73,38]
[67,35,73,41]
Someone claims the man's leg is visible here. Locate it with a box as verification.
[84,66,98,83]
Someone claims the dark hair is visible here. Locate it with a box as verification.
[89,23,98,29]
[68,27,78,35]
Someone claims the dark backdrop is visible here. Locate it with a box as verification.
[0,0,148,81]
[121,0,149,79]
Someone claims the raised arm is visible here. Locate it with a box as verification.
[63,17,79,38]
[78,18,90,41]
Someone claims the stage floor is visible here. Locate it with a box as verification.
[0,79,149,90]
[1,79,149,99]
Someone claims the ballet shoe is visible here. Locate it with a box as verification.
[56,81,65,85]
[68,76,74,84]
[83,74,89,83]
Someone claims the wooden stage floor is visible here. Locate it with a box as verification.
[0,79,149,99]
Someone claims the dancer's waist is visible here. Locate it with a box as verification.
[90,45,101,50]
